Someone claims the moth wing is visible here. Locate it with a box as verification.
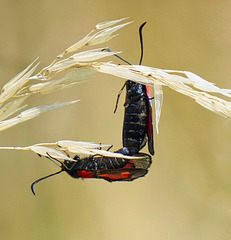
[145,85,154,155]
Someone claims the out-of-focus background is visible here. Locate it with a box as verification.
[1,0,231,240]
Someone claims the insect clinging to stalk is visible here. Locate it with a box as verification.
[106,22,154,156]
[31,151,152,195]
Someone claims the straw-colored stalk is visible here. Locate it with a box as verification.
[1,17,231,157]
[0,18,130,132]
[0,140,145,159]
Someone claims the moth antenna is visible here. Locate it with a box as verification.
[106,145,113,151]
[104,22,147,113]
[31,153,67,195]
[138,22,147,65]
[102,48,131,65]
[46,152,63,166]
[31,170,63,195]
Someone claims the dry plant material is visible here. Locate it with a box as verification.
[0,18,130,132]
[26,17,231,133]
[94,64,231,132]
[1,17,231,152]
[0,140,144,160]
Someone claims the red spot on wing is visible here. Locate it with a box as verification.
[120,171,130,178]
[98,170,133,180]
[100,173,109,177]
[145,84,151,97]
[75,161,150,181]
[77,170,94,178]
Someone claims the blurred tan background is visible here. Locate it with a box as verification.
[1,0,231,239]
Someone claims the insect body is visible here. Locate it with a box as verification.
[113,22,154,156]
[64,153,151,181]
[118,80,154,156]
[31,152,152,195]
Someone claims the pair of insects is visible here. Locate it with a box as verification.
[31,22,154,195]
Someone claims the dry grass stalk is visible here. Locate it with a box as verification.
[0,140,144,160]
[1,17,231,158]
[0,18,130,132]
[93,63,231,133]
